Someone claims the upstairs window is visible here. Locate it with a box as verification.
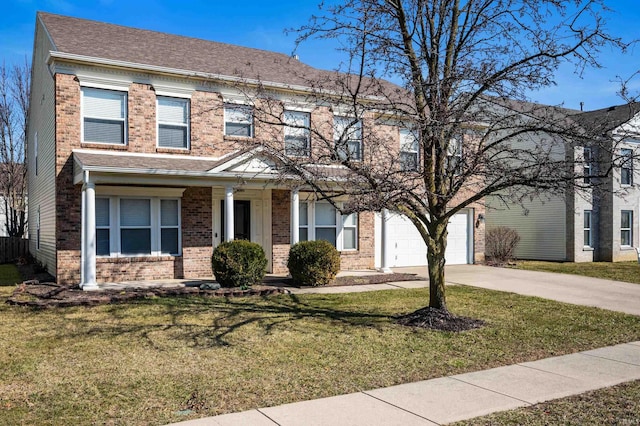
[82,87,127,145]
[621,148,633,186]
[447,136,463,174]
[400,128,419,171]
[583,147,593,184]
[334,116,362,161]
[224,104,253,137]
[157,97,189,149]
[284,110,310,157]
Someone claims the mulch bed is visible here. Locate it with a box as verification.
[396,306,485,332]
[6,281,290,309]
[5,273,426,309]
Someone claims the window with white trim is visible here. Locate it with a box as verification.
[95,196,181,256]
[400,128,419,171]
[584,210,592,248]
[96,198,110,256]
[583,147,592,184]
[621,210,633,247]
[621,148,633,186]
[224,104,253,137]
[298,201,358,250]
[334,116,362,161]
[157,96,189,149]
[82,87,127,145]
[447,136,463,174]
[284,110,310,156]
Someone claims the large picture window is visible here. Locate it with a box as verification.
[224,104,253,137]
[298,201,358,251]
[157,97,189,149]
[334,116,362,160]
[82,87,127,145]
[96,196,181,256]
[284,110,310,156]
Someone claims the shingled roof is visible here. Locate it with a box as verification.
[571,102,640,135]
[38,12,343,89]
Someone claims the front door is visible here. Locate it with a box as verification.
[221,200,251,241]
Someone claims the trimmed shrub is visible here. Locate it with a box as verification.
[485,226,521,264]
[288,240,341,287]
[211,240,267,289]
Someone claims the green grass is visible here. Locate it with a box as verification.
[0,264,22,286]
[514,260,640,284]
[455,379,640,425]
[1,286,640,425]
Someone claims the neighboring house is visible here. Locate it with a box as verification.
[486,103,640,263]
[27,12,484,288]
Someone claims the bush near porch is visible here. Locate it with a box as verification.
[288,240,341,286]
[211,240,267,289]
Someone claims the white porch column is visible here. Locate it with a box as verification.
[379,209,393,273]
[291,188,299,245]
[82,174,99,290]
[225,185,234,242]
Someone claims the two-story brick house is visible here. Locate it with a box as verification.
[28,12,484,289]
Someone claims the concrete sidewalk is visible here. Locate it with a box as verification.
[169,341,640,425]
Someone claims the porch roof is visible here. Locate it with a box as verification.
[72,149,280,186]
[72,149,358,187]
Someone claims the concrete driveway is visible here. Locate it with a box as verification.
[405,264,640,316]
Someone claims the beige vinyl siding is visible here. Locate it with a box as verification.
[486,193,567,261]
[27,17,57,276]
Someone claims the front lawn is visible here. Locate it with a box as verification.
[0,263,22,286]
[455,379,640,425]
[2,286,640,425]
[514,260,640,284]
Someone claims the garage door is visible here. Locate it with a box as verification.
[384,210,471,267]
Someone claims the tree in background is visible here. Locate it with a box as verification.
[0,60,30,238]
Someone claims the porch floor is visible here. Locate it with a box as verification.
[95,269,397,291]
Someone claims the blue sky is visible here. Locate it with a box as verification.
[3,0,640,111]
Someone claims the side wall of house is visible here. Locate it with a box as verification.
[486,193,567,261]
[27,19,57,276]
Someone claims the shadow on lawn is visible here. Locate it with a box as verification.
[64,293,394,348]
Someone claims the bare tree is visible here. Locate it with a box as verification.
[237,0,633,321]
[0,60,30,238]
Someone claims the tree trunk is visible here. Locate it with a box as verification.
[426,221,448,311]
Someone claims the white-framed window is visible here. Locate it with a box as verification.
[157,96,189,149]
[621,210,633,247]
[298,201,358,251]
[96,198,110,256]
[583,147,592,184]
[224,104,253,137]
[81,87,127,145]
[400,128,419,171]
[621,148,633,186]
[95,196,181,256]
[447,136,463,174]
[334,116,362,161]
[284,110,310,156]
[584,210,592,248]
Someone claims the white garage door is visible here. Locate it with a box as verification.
[384,210,471,267]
